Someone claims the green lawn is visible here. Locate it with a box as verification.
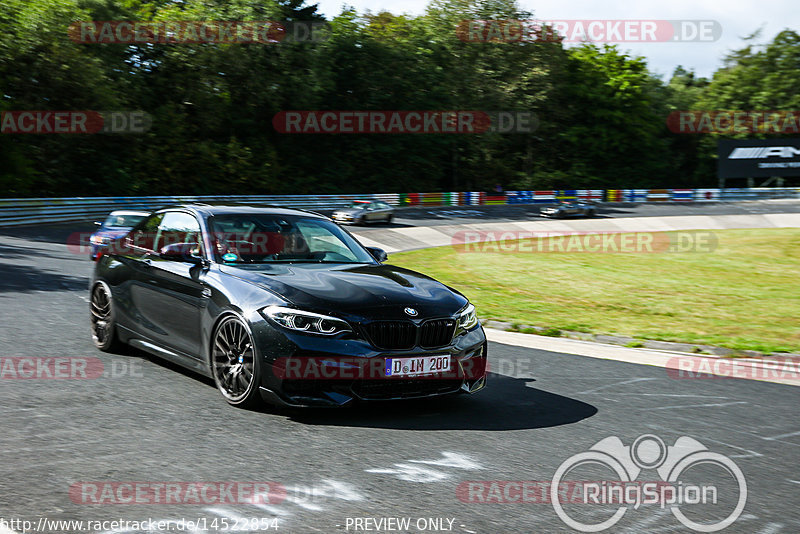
[389,228,800,353]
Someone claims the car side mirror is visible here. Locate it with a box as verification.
[366,247,388,262]
[159,243,204,264]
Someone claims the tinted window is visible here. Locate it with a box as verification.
[103,213,147,228]
[209,214,374,264]
[126,213,164,254]
[155,212,203,254]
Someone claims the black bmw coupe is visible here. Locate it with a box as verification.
[90,205,487,407]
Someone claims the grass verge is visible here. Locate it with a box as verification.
[388,228,800,353]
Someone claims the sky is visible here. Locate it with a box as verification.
[312,0,800,79]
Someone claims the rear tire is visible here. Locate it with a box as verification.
[90,282,124,352]
[385,214,393,225]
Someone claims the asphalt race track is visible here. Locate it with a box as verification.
[1,202,799,533]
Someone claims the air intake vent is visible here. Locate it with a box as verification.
[364,321,417,350]
[419,319,456,349]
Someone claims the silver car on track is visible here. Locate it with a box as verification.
[540,200,597,219]
[331,200,394,225]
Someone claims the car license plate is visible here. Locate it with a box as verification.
[385,355,450,377]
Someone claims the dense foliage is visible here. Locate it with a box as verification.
[1,0,798,196]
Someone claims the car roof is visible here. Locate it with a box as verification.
[161,204,327,219]
[108,210,150,216]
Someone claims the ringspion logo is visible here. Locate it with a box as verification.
[551,435,746,532]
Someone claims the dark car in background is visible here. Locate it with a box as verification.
[540,200,597,219]
[89,210,149,260]
[90,205,487,408]
[331,199,394,225]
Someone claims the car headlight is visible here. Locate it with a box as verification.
[457,303,479,331]
[262,306,352,335]
[90,235,109,245]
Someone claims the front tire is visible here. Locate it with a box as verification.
[90,282,124,352]
[211,315,262,408]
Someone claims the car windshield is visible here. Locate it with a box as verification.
[209,213,376,264]
[103,213,147,228]
[348,201,371,209]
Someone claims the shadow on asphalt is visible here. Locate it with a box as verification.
[0,222,95,246]
[0,242,52,259]
[284,373,598,431]
[116,349,598,430]
[0,262,89,293]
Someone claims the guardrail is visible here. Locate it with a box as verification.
[0,188,798,227]
[0,194,400,227]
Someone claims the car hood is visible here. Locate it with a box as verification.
[219,263,467,319]
[95,228,131,238]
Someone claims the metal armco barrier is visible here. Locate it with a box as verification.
[0,188,798,227]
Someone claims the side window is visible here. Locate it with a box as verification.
[376,201,389,209]
[155,212,203,255]
[126,213,164,257]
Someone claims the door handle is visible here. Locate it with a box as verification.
[142,258,152,268]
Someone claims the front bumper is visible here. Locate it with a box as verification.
[251,319,488,407]
[331,213,356,223]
